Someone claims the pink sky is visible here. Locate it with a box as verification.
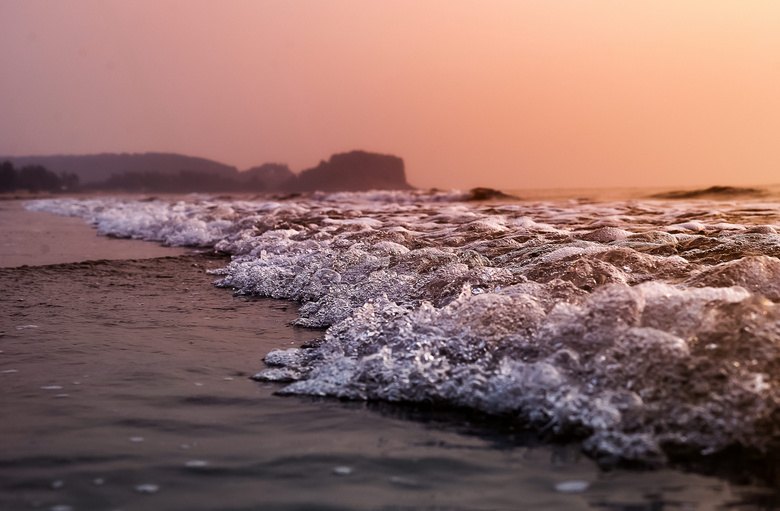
[1,1,779,190]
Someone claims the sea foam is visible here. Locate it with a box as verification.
[27,191,780,465]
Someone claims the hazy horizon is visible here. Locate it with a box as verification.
[2,1,779,191]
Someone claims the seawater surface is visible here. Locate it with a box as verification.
[3,254,759,511]
[14,186,780,506]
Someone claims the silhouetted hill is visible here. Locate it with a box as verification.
[291,151,411,192]
[1,150,412,193]
[239,163,295,190]
[96,170,254,193]
[0,153,238,184]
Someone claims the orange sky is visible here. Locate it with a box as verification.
[1,1,779,190]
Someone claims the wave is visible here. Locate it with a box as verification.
[25,193,780,467]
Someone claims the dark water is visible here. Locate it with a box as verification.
[0,254,777,510]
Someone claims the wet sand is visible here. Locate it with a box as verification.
[0,199,189,268]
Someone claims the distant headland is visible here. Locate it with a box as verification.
[0,150,412,194]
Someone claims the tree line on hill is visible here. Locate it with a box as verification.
[0,161,80,193]
[0,161,265,194]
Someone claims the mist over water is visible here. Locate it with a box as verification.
[26,187,780,472]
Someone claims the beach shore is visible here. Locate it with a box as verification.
[0,202,774,510]
[0,199,189,268]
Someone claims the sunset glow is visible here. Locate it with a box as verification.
[2,1,779,190]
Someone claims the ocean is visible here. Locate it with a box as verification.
[3,186,780,509]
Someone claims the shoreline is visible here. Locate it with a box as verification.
[0,199,189,268]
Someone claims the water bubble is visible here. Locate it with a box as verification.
[554,480,589,493]
[389,476,419,487]
[135,483,160,494]
[184,460,209,468]
[332,466,353,476]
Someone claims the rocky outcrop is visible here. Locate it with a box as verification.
[290,151,411,192]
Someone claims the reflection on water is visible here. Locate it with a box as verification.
[0,254,776,510]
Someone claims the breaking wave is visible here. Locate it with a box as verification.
[26,190,780,466]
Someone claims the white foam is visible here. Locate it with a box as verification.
[26,194,780,465]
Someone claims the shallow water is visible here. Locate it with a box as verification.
[0,199,189,267]
[0,254,775,510]
[14,187,780,507]
[26,190,780,463]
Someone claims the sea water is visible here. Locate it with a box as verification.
[5,253,725,511]
[24,187,780,478]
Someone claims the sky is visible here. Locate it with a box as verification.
[1,1,779,190]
